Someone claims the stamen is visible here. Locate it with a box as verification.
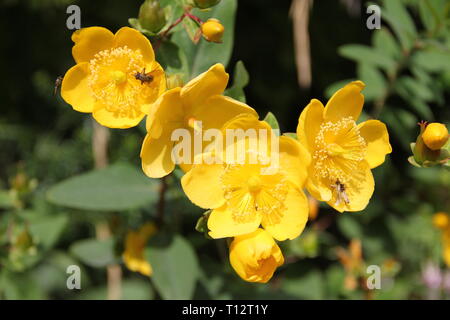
[313,117,366,185]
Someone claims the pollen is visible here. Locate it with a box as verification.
[88,46,150,118]
[221,164,288,224]
[312,117,366,185]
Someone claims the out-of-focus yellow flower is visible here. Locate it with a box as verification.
[123,222,156,276]
[61,27,166,129]
[229,228,284,283]
[140,63,257,178]
[296,81,392,212]
[336,239,364,291]
[433,212,450,230]
[201,19,224,43]
[181,114,311,241]
[422,123,449,151]
[432,212,450,268]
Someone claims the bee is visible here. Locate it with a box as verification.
[54,76,63,96]
[134,68,164,85]
[331,179,350,206]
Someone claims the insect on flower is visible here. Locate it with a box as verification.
[135,68,163,85]
[54,76,63,96]
[331,179,350,206]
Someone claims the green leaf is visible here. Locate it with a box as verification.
[411,50,450,72]
[263,112,280,134]
[337,215,363,239]
[0,190,14,209]
[356,63,386,101]
[224,60,249,102]
[147,235,199,299]
[338,44,396,72]
[156,41,189,80]
[70,238,116,268]
[172,0,237,78]
[282,270,324,299]
[47,163,159,212]
[28,214,68,250]
[372,28,401,60]
[381,0,417,51]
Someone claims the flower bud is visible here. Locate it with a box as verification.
[201,18,224,43]
[422,122,449,151]
[194,0,221,9]
[138,0,166,34]
[229,228,284,283]
[412,121,440,165]
[433,212,449,230]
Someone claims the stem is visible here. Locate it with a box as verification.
[156,176,168,226]
[154,10,203,50]
[92,119,122,300]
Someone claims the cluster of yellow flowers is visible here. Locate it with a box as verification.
[61,27,392,283]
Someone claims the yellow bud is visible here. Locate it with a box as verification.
[229,229,284,283]
[433,212,449,230]
[138,0,166,33]
[194,0,221,9]
[201,18,224,43]
[422,122,449,151]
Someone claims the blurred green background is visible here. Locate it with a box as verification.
[0,0,449,300]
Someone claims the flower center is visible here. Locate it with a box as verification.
[247,176,262,193]
[312,117,366,185]
[88,46,151,118]
[221,164,288,224]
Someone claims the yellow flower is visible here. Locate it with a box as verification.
[181,114,311,241]
[229,228,284,283]
[122,222,156,276]
[432,212,450,268]
[296,81,392,212]
[140,63,257,178]
[433,212,449,230]
[422,122,449,151]
[61,27,166,129]
[201,19,224,43]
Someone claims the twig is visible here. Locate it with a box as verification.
[156,176,168,226]
[92,119,122,300]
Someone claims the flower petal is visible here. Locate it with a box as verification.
[279,136,311,188]
[296,99,325,151]
[140,132,175,178]
[181,161,226,209]
[180,63,229,110]
[61,63,95,113]
[71,27,114,64]
[208,205,261,239]
[194,95,257,131]
[306,176,332,202]
[324,81,365,122]
[146,88,184,138]
[262,189,309,241]
[92,104,144,129]
[327,161,374,212]
[114,27,155,63]
[358,120,392,168]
